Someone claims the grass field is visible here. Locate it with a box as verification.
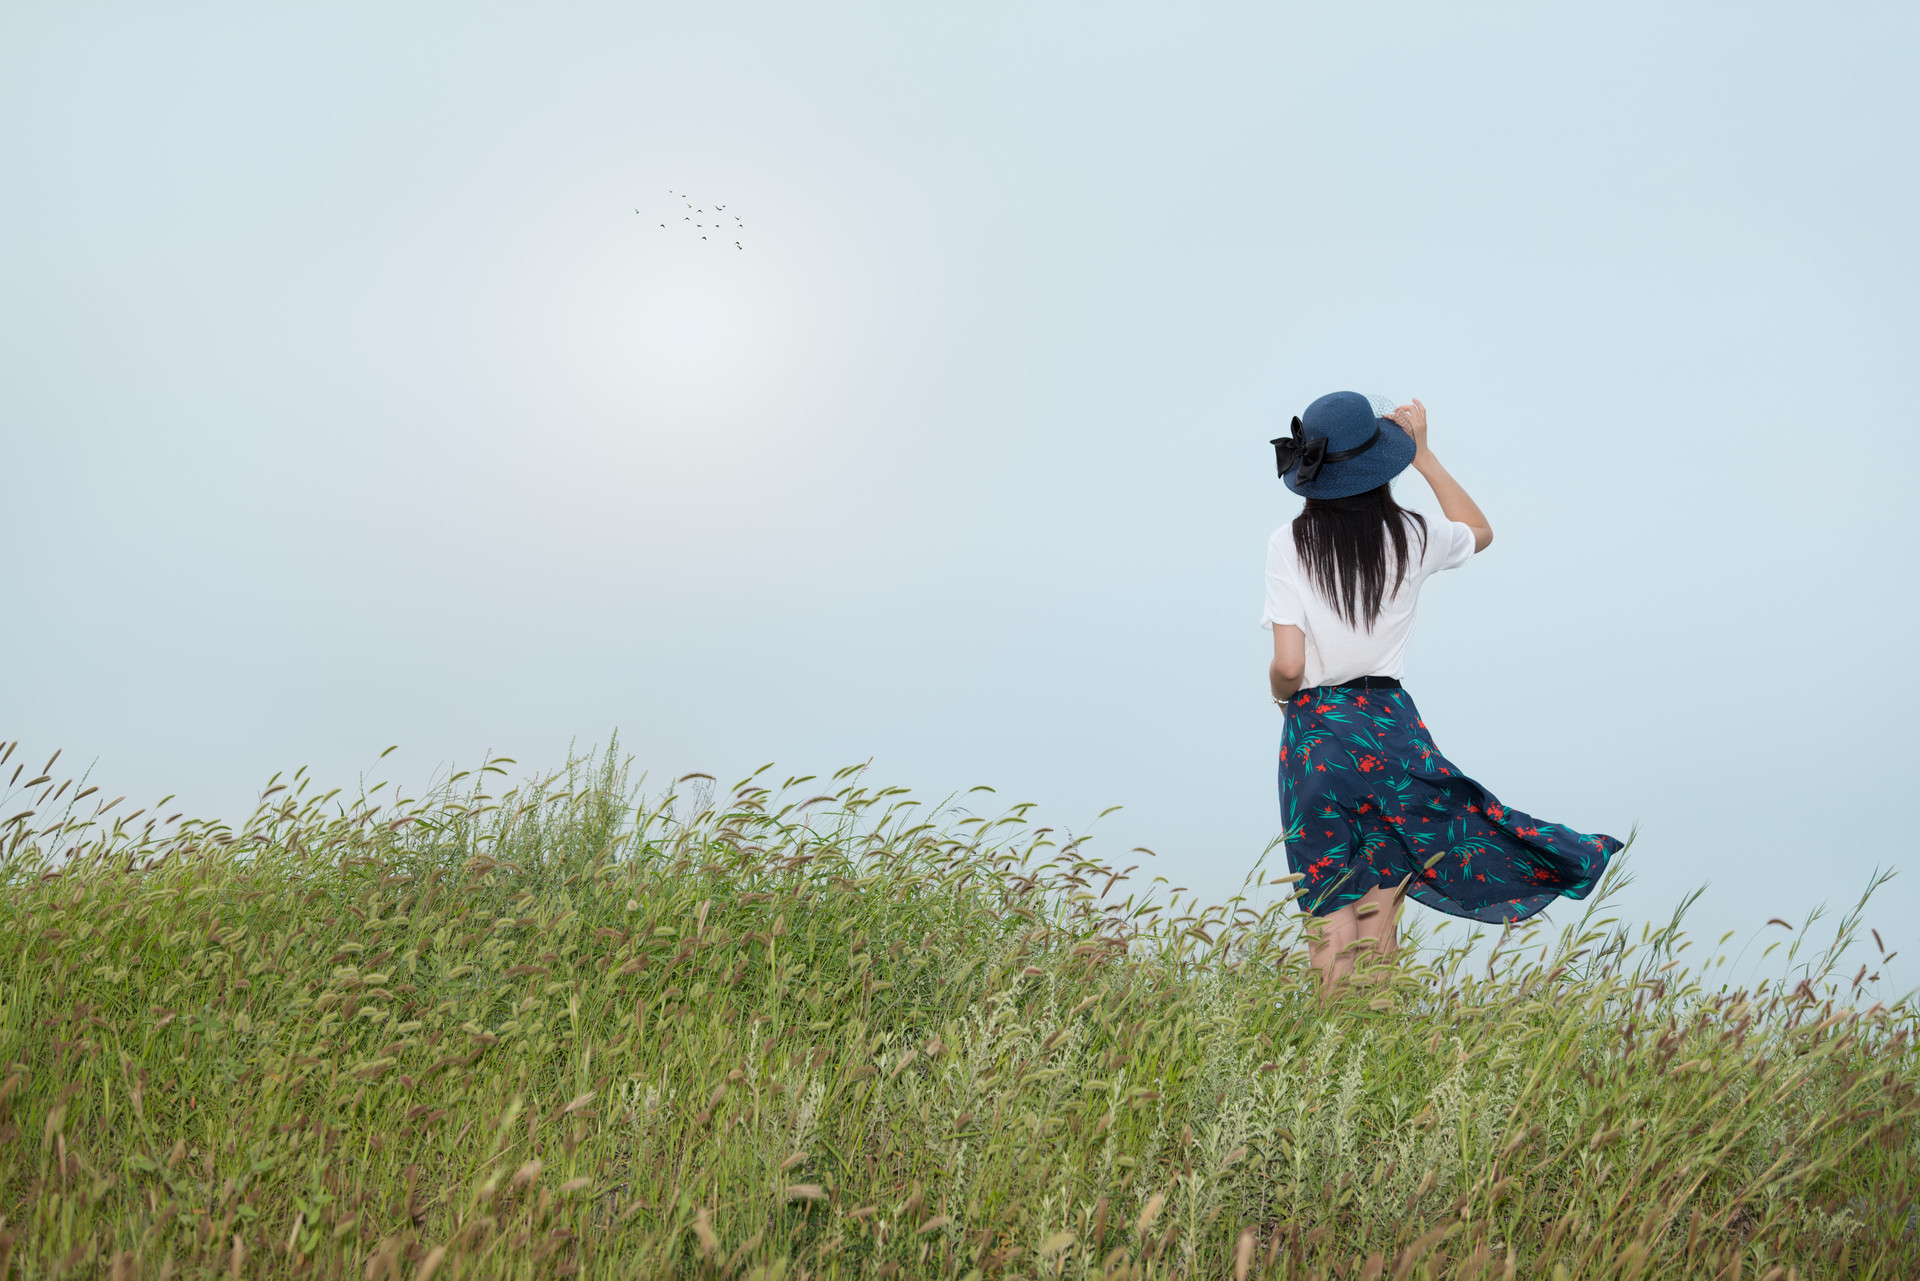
[0,741,1914,1280]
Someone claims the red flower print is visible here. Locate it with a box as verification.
[1275,677,1620,920]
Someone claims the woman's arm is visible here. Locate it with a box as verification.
[1270,624,1305,701]
[1391,399,1493,552]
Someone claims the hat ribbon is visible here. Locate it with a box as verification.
[1271,417,1383,483]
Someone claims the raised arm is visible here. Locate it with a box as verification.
[1389,399,1493,552]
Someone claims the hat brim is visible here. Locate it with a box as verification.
[1283,418,1418,499]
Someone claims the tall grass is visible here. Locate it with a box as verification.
[0,740,1913,1280]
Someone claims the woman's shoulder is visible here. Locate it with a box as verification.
[1406,511,1477,573]
[1264,524,1303,585]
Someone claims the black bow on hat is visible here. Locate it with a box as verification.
[1271,417,1328,482]
[1270,416,1382,484]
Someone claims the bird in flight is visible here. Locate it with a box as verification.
[649,190,744,249]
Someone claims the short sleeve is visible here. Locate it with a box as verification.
[1438,520,1477,572]
[1261,533,1305,628]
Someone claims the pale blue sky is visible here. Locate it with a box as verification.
[4,3,1915,992]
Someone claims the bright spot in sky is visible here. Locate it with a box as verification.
[501,189,856,507]
[615,258,773,420]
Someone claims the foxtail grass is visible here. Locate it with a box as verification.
[0,739,1914,1279]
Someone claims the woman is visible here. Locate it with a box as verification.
[1262,391,1621,988]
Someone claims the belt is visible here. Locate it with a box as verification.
[1330,676,1400,690]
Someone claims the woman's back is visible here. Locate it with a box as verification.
[1261,509,1478,689]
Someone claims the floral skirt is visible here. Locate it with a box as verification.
[1278,684,1622,923]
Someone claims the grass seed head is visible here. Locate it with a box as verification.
[1234,1228,1257,1281]
[694,1206,719,1256]
[1135,1192,1165,1237]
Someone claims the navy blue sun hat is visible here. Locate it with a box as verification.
[1272,390,1417,499]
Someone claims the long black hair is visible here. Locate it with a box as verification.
[1291,483,1428,631]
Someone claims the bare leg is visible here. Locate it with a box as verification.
[1309,905,1358,991]
[1352,885,1402,969]
[1310,886,1402,992]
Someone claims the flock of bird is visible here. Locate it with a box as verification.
[640,190,744,249]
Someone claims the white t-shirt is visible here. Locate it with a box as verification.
[1261,515,1478,689]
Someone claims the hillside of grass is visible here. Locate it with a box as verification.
[0,741,1914,1280]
